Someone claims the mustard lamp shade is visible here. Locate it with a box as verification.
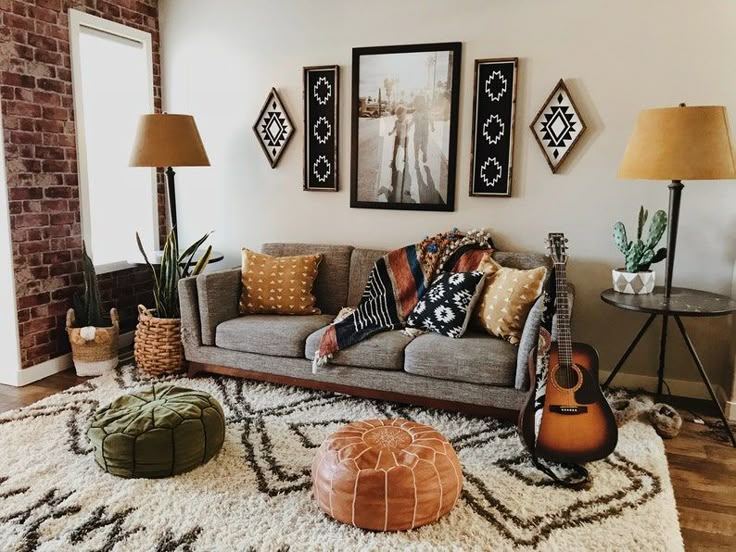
[129,114,210,167]
[618,105,736,181]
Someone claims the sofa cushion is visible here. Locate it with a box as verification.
[216,314,333,358]
[492,251,552,273]
[262,243,353,315]
[239,249,322,315]
[403,331,517,387]
[475,255,547,344]
[347,248,388,307]
[406,271,486,338]
[305,326,412,371]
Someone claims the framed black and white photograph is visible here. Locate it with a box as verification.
[530,79,587,173]
[253,88,294,168]
[469,57,518,197]
[350,42,462,211]
[304,65,339,191]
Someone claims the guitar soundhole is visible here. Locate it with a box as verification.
[553,366,580,390]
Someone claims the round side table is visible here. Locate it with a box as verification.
[600,286,736,447]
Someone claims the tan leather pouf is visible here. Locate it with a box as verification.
[312,419,463,531]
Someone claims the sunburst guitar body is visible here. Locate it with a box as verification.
[518,232,618,465]
[533,342,618,463]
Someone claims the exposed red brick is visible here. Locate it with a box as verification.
[17,292,50,309]
[2,0,164,369]
[1,72,35,89]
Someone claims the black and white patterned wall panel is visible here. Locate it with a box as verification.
[469,58,518,197]
[303,65,339,191]
[530,79,587,173]
[253,88,294,168]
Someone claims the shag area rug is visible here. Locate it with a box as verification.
[0,366,683,551]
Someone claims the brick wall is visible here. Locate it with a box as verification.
[0,0,166,368]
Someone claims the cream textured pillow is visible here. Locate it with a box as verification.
[239,249,322,315]
[475,255,547,344]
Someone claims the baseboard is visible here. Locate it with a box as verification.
[725,400,736,422]
[600,369,732,419]
[2,331,135,387]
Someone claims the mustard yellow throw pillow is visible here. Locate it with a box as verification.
[239,249,322,315]
[475,255,547,344]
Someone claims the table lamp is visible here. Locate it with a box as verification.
[129,113,210,242]
[618,105,736,297]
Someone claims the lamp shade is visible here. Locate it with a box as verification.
[618,105,736,181]
[129,114,210,167]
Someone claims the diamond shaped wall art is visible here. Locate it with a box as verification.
[530,79,587,173]
[253,88,294,168]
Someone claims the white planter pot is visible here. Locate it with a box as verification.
[612,269,655,294]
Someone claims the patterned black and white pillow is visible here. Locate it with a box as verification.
[407,271,486,338]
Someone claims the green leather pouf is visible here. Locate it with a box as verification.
[87,384,225,478]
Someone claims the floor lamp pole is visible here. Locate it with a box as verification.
[664,179,683,298]
[165,166,178,243]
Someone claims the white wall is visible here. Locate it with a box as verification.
[0,109,23,384]
[159,0,736,397]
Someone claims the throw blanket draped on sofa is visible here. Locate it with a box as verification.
[312,229,494,369]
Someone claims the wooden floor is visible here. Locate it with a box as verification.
[0,371,734,551]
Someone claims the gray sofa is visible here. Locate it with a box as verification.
[179,243,571,418]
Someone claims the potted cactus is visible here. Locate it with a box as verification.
[612,206,668,294]
[66,244,119,376]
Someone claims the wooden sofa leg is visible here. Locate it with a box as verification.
[187,361,204,378]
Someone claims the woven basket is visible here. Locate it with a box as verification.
[134,305,184,375]
[66,308,120,377]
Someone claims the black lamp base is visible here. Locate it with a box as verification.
[663,179,683,298]
[165,166,177,243]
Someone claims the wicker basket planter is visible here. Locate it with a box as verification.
[134,305,184,375]
[66,308,120,377]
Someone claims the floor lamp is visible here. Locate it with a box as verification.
[618,104,736,296]
[129,114,210,244]
[604,105,736,446]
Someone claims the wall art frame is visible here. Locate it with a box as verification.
[350,42,462,211]
[530,79,587,173]
[253,87,294,168]
[303,65,339,191]
[469,57,519,197]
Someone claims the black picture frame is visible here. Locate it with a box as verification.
[350,42,462,211]
[303,65,339,191]
[469,57,518,197]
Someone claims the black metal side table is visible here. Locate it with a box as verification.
[600,286,736,447]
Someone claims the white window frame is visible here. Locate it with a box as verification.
[69,9,158,274]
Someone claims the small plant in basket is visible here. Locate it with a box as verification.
[133,228,212,374]
[66,243,120,376]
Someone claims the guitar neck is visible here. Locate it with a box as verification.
[554,262,573,366]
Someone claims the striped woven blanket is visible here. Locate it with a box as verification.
[312,229,494,369]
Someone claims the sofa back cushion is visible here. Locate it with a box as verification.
[261,243,353,315]
[240,249,323,315]
[347,248,388,307]
[347,248,551,308]
[491,251,552,274]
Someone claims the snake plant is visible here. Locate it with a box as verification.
[136,228,213,318]
[71,242,106,327]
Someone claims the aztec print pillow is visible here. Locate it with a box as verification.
[406,271,486,338]
[239,249,322,315]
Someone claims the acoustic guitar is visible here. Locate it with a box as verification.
[519,233,618,464]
